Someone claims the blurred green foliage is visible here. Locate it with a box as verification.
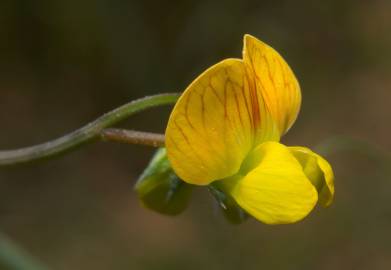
[0,233,48,270]
[0,0,390,269]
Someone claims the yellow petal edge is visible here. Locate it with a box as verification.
[289,146,335,207]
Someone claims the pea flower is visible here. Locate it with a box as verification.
[165,34,334,224]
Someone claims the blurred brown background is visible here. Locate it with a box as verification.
[0,0,390,269]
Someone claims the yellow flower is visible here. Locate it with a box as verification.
[165,34,334,224]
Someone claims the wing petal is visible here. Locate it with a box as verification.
[221,142,318,224]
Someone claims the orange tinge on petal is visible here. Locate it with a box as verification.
[243,34,301,135]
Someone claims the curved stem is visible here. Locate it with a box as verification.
[0,93,179,166]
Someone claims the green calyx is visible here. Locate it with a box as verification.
[136,148,249,223]
[135,148,193,216]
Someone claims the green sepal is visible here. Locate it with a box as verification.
[208,184,248,224]
[135,148,193,215]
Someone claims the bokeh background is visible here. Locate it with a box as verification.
[1,0,390,269]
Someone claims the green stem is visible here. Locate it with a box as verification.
[0,93,179,167]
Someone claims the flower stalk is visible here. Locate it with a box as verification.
[0,93,179,166]
[101,129,165,147]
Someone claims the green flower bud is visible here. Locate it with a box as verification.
[135,148,192,215]
[208,184,248,224]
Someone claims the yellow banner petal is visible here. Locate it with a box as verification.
[289,146,335,207]
[221,142,318,224]
[243,34,301,135]
[166,59,279,185]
